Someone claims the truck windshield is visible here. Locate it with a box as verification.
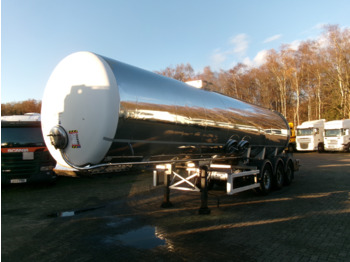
[325,129,342,137]
[1,126,46,147]
[297,128,313,136]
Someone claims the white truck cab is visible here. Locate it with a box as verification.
[296,119,325,152]
[324,119,350,152]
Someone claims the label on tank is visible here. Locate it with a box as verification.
[69,130,81,148]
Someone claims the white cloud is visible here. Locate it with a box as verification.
[211,49,227,69]
[238,50,268,68]
[229,34,249,56]
[288,40,302,50]
[210,33,249,70]
[253,50,268,67]
[312,23,326,31]
[263,34,282,43]
[242,57,253,67]
[302,23,327,39]
[301,23,335,50]
[316,34,329,49]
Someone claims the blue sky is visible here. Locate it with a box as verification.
[2,0,350,103]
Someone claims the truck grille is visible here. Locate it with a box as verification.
[297,138,311,143]
[1,152,42,177]
[328,140,338,145]
[300,143,309,149]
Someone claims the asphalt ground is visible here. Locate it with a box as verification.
[2,152,350,262]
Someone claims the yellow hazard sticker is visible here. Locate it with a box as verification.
[69,130,81,148]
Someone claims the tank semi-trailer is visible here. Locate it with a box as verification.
[41,52,299,214]
[324,119,350,152]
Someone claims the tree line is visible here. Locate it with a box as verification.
[1,99,42,116]
[156,24,350,125]
[2,25,349,125]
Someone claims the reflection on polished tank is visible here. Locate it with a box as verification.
[41,51,290,169]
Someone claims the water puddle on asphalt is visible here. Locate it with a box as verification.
[58,211,75,217]
[47,206,105,218]
[106,217,133,228]
[104,226,166,249]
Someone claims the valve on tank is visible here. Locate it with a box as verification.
[224,137,250,154]
[48,126,68,149]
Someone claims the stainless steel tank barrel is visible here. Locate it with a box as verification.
[41,52,289,168]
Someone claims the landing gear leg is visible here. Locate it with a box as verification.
[198,166,211,215]
[161,170,173,208]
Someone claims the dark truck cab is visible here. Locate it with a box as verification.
[1,114,56,185]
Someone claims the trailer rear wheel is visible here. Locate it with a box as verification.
[284,161,294,186]
[257,160,273,195]
[346,143,350,152]
[273,160,284,190]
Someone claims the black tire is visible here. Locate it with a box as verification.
[257,160,273,195]
[284,160,294,186]
[273,160,284,190]
[318,143,324,153]
[346,143,350,153]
